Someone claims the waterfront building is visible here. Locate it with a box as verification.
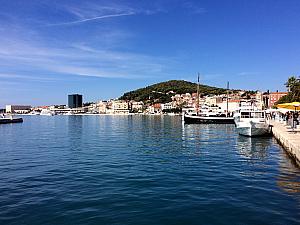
[49,105,66,110]
[185,100,195,108]
[97,101,108,114]
[205,96,223,106]
[86,103,98,114]
[112,101,129,114]
[255,91,264,110]
[161,102,174,111]
[50,108,86,114]
[148,103,162,114]
[192,93,198,99]
[68,94,83,108]
[153,103,162,113]
[218,100,240,113]
[268,92,288,107]
[6,105,31,114]
[182,93,191,101]
[130,101,144,113]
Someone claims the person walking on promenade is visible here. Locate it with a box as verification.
[294,112,299,127]
[285,112,289,126]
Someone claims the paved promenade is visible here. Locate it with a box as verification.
[269,120,300,165]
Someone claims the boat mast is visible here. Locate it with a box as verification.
[196,73,200,115]
[226,81,229,117]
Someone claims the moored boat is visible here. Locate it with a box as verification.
[0,114,23,124]
[183,114,234,124]
[183,74,234,124]
[234,110,271,136]
[40,109,55,116]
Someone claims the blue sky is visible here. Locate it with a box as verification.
[0,0,300,107]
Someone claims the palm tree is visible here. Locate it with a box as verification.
[285,76,298,92]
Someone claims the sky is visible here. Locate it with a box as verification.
[0,0,300,107]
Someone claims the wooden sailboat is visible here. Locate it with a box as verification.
[183,75,234,124]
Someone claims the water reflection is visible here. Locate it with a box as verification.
[181,123,236,156]
[235,136,270,160]
[182,123,235,143]
[67,116,83,150]
[277,152,300,194]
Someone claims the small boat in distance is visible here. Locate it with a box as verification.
[29,111,40,115]
[40,109,55,116]
[0,114,23,124]
[234,109,271,137]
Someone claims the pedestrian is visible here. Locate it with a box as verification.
[295,112,299,126]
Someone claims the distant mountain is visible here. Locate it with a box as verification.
[119,80,230,104]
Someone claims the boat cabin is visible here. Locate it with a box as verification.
[240,111,265,119]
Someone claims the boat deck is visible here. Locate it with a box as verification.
[184,115,235,124]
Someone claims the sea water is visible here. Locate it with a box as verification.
[0,115,299,225]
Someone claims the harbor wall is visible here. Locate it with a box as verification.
[270,121,300,166]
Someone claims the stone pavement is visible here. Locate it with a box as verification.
[269,120,300,165]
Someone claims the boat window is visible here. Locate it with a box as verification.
[250,112,264,118]
[241,112,250,118]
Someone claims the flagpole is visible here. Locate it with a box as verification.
[196,73,200,116]
[226,81,229,117]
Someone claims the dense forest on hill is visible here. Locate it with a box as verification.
[119,80,230,104]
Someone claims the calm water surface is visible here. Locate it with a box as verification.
[0,115,300,225]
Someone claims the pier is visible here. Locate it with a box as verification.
[269,120,300,165]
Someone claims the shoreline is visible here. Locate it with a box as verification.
[270,120,300,166]
[15,113,181,116]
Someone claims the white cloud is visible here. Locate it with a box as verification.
[182,1,206,14]
[46,12,135,26]
[0,1,184,82]
[0,73,60,81]
[0,32,170,80]
[237,72,260,76]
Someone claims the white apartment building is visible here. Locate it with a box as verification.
[130,101,144,112]
[205,96,222,106]
[6,105,31,113]
[97,101,108,114]
[112,101,129,114]
[161,102,173,111]
[255,91,264,110]
[218,100,240,113]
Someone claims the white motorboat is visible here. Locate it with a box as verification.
[234,110,271,136]
[40,109,55,116]
[29,111,40,115]
[64,111,74,115]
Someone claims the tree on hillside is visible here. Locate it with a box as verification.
[285,76,298,92]
[276,76,300,104]
[119,80,230,103]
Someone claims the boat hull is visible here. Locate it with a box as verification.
[184,115,235,124]
[236,127,270,137]
[236,121,271,137]
[0,118,23,124]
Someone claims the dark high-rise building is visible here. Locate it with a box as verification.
[68,94,83,108]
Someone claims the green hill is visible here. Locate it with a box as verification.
[119,80,229,104]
